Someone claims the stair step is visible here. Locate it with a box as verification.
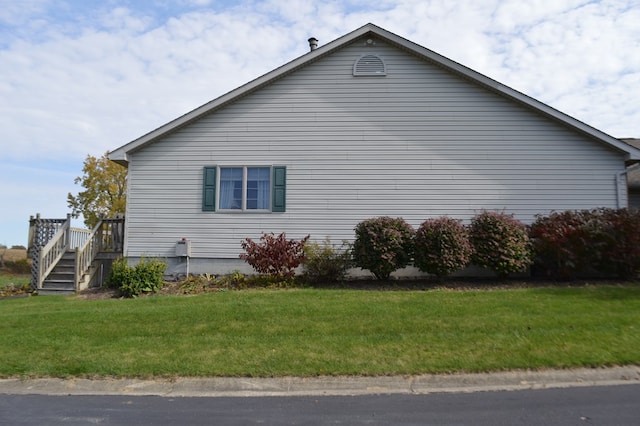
[38,288,75,296]
[43,279,74,285]
[50,268,75,275]
[39,250,77,295]
[42,282,74,289]
[45,270,75,281]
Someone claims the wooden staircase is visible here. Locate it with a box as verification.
[28,214,124,295]
[39,251,79,295]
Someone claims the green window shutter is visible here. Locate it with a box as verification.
[272,166,286,212]
[202,166,217,211]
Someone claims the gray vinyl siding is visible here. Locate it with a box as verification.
[123,36,626,260]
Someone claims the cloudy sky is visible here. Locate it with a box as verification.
[1,0,639,246]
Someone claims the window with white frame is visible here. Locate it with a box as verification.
[219,166,270,210]
[202,165,286,212]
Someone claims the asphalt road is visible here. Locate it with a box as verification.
[1,384,639,425]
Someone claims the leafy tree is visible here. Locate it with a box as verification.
[67,152,127,229]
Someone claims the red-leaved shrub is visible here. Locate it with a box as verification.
[414,217,472,278]
[529,210,592,280]
[240,232,310,278]
[530,208,640,280]
[593,208,640,279]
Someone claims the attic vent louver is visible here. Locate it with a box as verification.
[353,54,386,76]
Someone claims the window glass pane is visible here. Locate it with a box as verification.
[220,167,243,209]
[247,167,270,209]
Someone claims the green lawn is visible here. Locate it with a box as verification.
[1,285,639,378]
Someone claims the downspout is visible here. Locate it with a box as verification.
[619,163,640,209]
[616,169,629,209]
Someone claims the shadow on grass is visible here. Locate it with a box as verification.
[529,282,640,301]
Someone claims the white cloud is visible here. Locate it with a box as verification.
[0,0,51,27]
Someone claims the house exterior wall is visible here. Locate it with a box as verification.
[122,36,627,275]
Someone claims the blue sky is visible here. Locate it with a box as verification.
[1,0,639,246]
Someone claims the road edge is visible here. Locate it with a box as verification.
[0,366,638,397]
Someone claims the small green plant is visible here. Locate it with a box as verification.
[303,238,353,284]
[240,233,310,279]
[469,211,532,278]
[106,257,167,298]
[229,269,246,285]
[353,216,414,280]
[105,257,132,289]
[414,217,472,278]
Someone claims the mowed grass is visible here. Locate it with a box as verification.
[1,286,639,378]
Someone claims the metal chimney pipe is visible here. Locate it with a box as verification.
[308,37,318,51]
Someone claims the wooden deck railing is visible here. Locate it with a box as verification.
[69,227,91,249]
[74,216,125,289]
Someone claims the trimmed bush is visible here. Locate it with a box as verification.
[353,217,414,280]
[303,238,353,284]
[240,232,310,279]
[106,257,167,298]
[414,217,472,278]
[469,211,532,278]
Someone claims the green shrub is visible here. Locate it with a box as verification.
[105,257,131,289]
[414,217,472,278]
[353,217,415,280]
[469,211,532,278]
[106,257,167,298]
[240,232,310,279]
[303,238,353,284]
